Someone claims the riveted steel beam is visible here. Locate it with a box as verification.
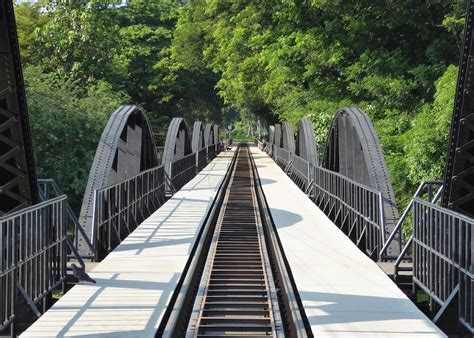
[443,0,474,217]
[0,0,38,215]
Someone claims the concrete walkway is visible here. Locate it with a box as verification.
[250,145,445,337]
[21,149,235,338]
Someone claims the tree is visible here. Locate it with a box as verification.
[25,65,129,210]
[14,2,49,65]
[34,0,121,85]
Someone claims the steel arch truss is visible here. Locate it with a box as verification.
[282,122,295,154]
[162,117,192,172]
[296,118,318,166]
[192,121,207,171]
[0,0,38,215]
[323,107,400,255]
[443,0,474,217]
[78,105,157,254]
[274,124,282,148]
[162,118,194,191]
[204,123,218,162]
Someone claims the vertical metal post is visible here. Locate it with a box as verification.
[91,190,99,261]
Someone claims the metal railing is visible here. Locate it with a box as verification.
[379,181,443,273]
[0,196,68,333]
[265,143,273,157]
[196,148,208,172]
[169,152,197,193]
[289,153,312,193]
[413,199,473,332]
[207,144,216,163]
[92,165,166,260]
[274,146,291,171]
[264,146,385,260]
[312,165,385,260]
[38,179,95,260]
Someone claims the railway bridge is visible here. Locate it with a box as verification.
[0,0,473,337]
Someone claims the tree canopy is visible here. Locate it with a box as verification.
[15,0,466,215]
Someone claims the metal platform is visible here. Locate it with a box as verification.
[249,145,446,337]
[20,149,236,338]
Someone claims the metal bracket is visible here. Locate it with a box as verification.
[16,283,41,318]
[433,284,459,323]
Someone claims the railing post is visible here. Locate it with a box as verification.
[91,190,99,261]
[378,191,386,260]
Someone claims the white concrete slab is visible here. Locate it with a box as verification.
[250,146,446,337]
[21,149,236,338]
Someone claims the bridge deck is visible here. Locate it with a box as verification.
[21,149,236,338]
[249,145,446,337]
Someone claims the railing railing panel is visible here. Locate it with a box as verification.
[289,154,311,192]
[197,148,208,172]
[169,153,197,192]
[93,166,166,259]
[312,165,385,260]
[274,146,290,170]
[206,144,216,163]
[0,196,67,331]
[413,198,473,332]
[265,143,273,157]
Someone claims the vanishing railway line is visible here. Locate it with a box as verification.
[161,145,307,337]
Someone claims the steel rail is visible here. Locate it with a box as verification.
[187,145,283,337]
[160,145,302,337]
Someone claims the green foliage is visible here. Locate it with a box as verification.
[14,3,49,64]
[405,65,457,184]
[34,1,121,85]
[25,65,129,210]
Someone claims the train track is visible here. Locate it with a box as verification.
[186,145,283,336]
[160,144,308,337]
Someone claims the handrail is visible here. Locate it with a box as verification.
[92,165,166,259]
[0,194,66,221]
[38,179,95,255]
[412,197,473,331]
[379,180,443,259]
[1,195,68,333]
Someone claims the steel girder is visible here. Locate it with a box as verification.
[0,0,38,215]
[443,0,474,216]
[78,105,157,255]
[296,118,319,166]
[323,107,400,255]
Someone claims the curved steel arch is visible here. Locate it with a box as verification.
[204,123,215,148]
[282,122,296,153]
[78,105,157,254]
[296,118,319,165]
[323,107,399,254]
[192,121,205,152]
[162,117,192,175]
[274,124,282,147]
[0,1,38,215]
[268,126,275,145]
